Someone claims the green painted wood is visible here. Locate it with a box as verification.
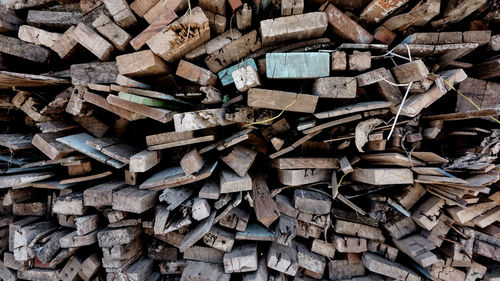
[218,59,257,86]
[118,91,171,108]
[266,52,330,79]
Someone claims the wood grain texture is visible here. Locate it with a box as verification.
[247,88,318,113]
[266,52,330,79]
[260,12,327,46]
[70,23,114,61]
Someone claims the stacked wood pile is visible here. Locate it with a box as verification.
[0,0,500,280]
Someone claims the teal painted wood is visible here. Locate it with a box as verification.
[266,52,330,79]
[218,59,257,86]
[235,224,276,241]
[56,133,126,169]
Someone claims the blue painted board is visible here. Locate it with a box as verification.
[218,59,257,86]
[266,52,330,79]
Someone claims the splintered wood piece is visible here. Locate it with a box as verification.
[412,196,444,230]
[383,217,416,239]
[352,168,413,185]
[315,101,392,119]
[0,34,51,64]
[220,145,257,177]
[260,12,327,46]
[173,109,234,132]
[205,30,261,73]
[204,9,226,34]
[267,242,299,276]
[147,6,209,62]
[116,50,168,77]
[70,23,114,61]
[187,29,242,61]
[113,187,157,213]
[325,4,373,44]
[102,0,137,28]
[92,14,131,51]
[220,207,250,231]
[223,244,258,273]
[56,133,126,169]
[448,200,496,224]
[394,183,426,209]
[130,9,178,51]
[130,150,160,172]
[252,174,280,227]
[75,215,99,236]
[247,88,318,113]
[362,252,421,281]
[176,60,217,86]
[294,189,331,215]
[0,71,69,89]
[393,234,437,267]
[472,58,500,79]
[266,52,330,79]
[59,230,97,248]
[18,25,62,49]
[220,169,252,193]
[83,181,126,207]
[85,91,144,121]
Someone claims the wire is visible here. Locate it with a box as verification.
[242,98,297,128]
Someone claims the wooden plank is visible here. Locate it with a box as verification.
[187,29,242,61]
[102,0,137,28]
[205,30,262,73]
[113,187,156,213]
[116,50,168,77]
[260,12,327,46]
[362,252,420,281]
[107,94,174,123]
[303,114,362,134]
[312,77,357,98]
[266,52,330,79]
[32,133,74,160]
[143,0,186,23]
[180,149,203,175]
[176,60,217,86]
[27,10,81,29]
[359,0,410,23]
[71,62,118,86]
[0,12,23,33]
[92,14,131,51]
[220,169,252,193]
[130,150,160,172]
[223,244,258,273]
[247,88,318,113]
[352,168,413,185]
[173,109,234,132]
[218,58,257,86]
[325,4,373,44]
[314,101,392,119]
[130,0,159,17]
[271,157,339,169]
[84,90,144,121]
[18,25,62,49]
[294,189,331,215]
[140,161,217,190]
[147,6,209,63]
[130,9,178,51]
[360,153,424,167]
[252,174,279,227]
[180,212,215,252]
[56,133,126,169]
[180,261,230,281]
[0,34,51,64]
[70,23,114,61]
[267,242,299,276]
[220,145,257,177]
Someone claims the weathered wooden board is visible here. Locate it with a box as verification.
[56,133,126,169]
[260,12,327,46]
[247,89,318,113]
